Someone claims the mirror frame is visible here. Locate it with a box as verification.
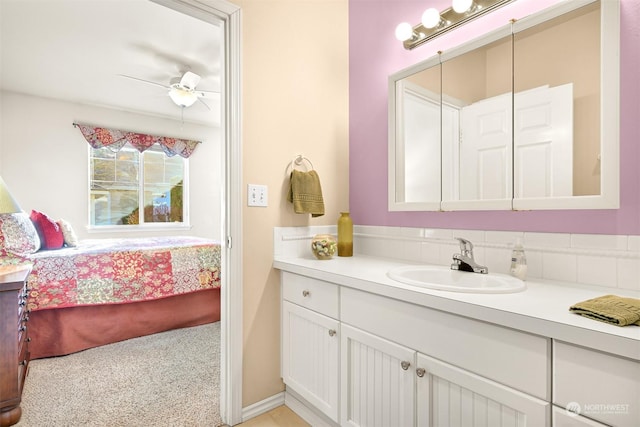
[388,0,620,212]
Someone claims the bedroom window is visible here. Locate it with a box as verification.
[89,144,188,227]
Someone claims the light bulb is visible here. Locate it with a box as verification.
[452,0,473,13]
[421,8,441,29]
[395,22,414,41]
[169,87,198,108]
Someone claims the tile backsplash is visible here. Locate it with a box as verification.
[274,226,640,292]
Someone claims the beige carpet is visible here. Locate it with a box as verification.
[17,322,222,427]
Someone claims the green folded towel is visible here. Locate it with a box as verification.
[287,169,325,217]
[569,294,640,326]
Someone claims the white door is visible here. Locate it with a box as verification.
[513,84,574,199]
[341,324,415,427]
[416,353,550,427]
[460,93,512,201]
[397,80,441,204]
[441,102,461,202]
[282,301,340,422]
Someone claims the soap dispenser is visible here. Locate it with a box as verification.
[510,237,527,280]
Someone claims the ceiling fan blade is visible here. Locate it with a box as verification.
[180,71,201,90]
[198,97,211,111]
[198,89,220,97]
[118,74,169,89]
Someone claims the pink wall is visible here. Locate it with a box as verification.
[349,0,640,235]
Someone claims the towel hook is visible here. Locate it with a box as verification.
[286,154,314,175]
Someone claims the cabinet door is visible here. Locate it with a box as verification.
[282,301,340,422]
[341,324,415,427]
[416,353,550,427]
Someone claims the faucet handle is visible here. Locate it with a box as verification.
[455,237,473,256]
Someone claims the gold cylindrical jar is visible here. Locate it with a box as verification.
[337,212,353,257]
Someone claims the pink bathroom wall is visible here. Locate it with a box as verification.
[349,0,640,235]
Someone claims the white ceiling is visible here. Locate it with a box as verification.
[0,0,222,126]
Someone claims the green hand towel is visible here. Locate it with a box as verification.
[569,294,640,326]
[287,170,325,217]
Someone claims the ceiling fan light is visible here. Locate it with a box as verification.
[169,87,198,108]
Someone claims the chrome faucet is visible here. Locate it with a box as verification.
[451,237,488,274]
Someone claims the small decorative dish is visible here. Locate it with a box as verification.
[311,234,337,260]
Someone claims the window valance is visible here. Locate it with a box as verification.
[72,123,201,158]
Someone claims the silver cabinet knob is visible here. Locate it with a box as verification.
[416,368,426,378]
[328,329,336,337]
[302,290,310,297]
[401,361,411,370]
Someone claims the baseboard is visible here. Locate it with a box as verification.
[284,389,338,427]
[241,392,285,422]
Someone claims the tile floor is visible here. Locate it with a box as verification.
[227,405,310,427]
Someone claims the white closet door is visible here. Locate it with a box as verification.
[282,301,340,422]
[416,353,549,427]
[514,83,574,198]
[441,102,461,202]
[460,93,512,201]
[341,324,415,427]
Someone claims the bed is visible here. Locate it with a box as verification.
[0,212,222,359]
[24,236,221,359]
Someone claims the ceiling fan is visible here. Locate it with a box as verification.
[119,71,218,109]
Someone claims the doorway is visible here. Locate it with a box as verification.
[153,0,242,424]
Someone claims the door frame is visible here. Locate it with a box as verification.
[151,0,243,425]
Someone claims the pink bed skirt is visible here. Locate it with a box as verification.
[28,288,221,359]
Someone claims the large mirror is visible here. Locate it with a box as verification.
[388,0,619,212]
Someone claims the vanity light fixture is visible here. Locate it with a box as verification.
[395,0,514,50]
[422,8,444,29]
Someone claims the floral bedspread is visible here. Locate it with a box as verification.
[26,236,221,311]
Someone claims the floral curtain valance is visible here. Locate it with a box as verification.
[73,123,201,158]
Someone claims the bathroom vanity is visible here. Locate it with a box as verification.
[274,255,640,427]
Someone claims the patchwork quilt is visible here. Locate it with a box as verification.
[26,236,221,311]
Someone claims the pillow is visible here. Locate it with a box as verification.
[0,212,41,256]
[30,216,45,246]
[57,218,79,247]
[30,210,64,250]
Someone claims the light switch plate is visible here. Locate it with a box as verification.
[248,184,268,207]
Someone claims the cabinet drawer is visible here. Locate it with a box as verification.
[553,405,609,427]
[341,287,549,400]
[18,316,28,346]
[282,272,339,319]
[553,341,640,427]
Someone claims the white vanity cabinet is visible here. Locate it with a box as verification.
[341,287,550,427]
[278,267,638,427]
[281,273,340,423]
[340,323,548,427]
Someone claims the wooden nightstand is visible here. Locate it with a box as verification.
[0,264,32,427]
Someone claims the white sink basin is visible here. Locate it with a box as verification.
[387,265,526,294]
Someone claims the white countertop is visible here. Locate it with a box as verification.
[274,254,640,361]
